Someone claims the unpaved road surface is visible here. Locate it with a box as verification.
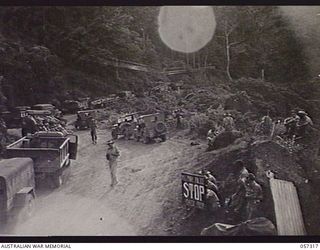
[7,116,203,236]
[11,128,137,236]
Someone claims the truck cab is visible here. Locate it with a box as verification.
[0,106,30,129]
[0,158,36,225]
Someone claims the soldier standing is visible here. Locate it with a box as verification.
[225,160,250,215]
[0,117,8,142]
[174,109,183,129]
[222,113,235,132]
[254,115,273,137]
[106,140,120,187]
[244,173,263,220]
[295,110,313,138]
[21,114,37,136]
[283,110,299,139]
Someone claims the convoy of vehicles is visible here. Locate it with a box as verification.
[0,100,168,227]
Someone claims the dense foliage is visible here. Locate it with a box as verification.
[0,6,317,107]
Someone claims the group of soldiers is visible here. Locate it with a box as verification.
[207,109,314,150]
[201,108,315,223]
[199,159,263,223]
[254,109,313,141]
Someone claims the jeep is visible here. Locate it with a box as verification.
[134,113,167,144]
[111,113,140,140]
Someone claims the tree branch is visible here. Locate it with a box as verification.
[229,39,247,47]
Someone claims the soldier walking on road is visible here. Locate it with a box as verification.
[106,140,120,187]
[90,118,98,144]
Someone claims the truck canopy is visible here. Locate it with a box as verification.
[26,110,51,116]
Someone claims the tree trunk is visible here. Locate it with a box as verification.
[261,69,265,81]
[225,33,233,81]
[204,54,208,68]
[193,52,196,69]
[116,58,120,80]
[40,8,46,45]
[186,53,189,68]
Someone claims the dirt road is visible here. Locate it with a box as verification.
[9,118,205,236]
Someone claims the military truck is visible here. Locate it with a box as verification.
[0,106,30,129]
[32,104,62,118]
[61,100,82,114]
[0,158,36,224]
[74,110,96,130]
[5,131,78,188]
[78,97,90,110]
[133,113,167,144]
[90,98,106,109]
[111,113,140,140]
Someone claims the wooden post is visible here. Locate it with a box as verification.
[204,54,208,68]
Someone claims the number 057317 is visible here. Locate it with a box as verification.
[300,244,319,248]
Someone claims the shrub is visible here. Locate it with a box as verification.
[189,113,215,138]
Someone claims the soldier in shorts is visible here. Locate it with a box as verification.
[106,140,120,187]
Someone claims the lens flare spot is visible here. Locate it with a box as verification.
[158,6,216,53]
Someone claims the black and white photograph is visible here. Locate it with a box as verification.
[0,5,319,239]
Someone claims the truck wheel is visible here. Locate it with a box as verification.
[111,130,118,140]
[16,194,35,222]
[143,136,150,144]
[52,174,63,188]
[155,122,166,134]
[24,194,35,218]
[160,134,167,142]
